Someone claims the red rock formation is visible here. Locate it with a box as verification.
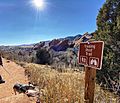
[74,32,92,47]
[57,39,69,47]
[51,39,69,51]
[33,42,45,50]
[49,39,60,47]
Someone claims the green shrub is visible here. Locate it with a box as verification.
[36,48,51,65]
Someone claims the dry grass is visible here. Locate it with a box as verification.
[17,62,120,103]
[24,63,85,103]
[94,85,120,103]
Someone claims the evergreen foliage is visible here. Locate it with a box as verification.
[36,48,51,65]
[95,0,120,93]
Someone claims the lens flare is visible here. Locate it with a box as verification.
[31,0,45,10]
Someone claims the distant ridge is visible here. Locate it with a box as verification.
[0,33,93,51]
[33,33,93,51]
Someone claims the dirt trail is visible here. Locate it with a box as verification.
[0,59,34,103]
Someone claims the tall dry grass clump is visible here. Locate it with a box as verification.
[25,64,85,103]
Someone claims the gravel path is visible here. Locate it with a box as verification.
[0,59,34,103]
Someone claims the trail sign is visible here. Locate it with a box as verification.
[78,41,104,103]
[78,41,104,70]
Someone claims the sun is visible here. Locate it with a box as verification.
[31,0,45,10]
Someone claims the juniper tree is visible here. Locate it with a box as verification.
[95,0,120,90]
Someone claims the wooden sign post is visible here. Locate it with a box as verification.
[84,67,96,103]
[78,41,104,103]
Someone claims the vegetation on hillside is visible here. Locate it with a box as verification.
[0,47,36,63]
[95,0,120,95]
[36,48,51,64]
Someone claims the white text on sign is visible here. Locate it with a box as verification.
[84,44,95,56]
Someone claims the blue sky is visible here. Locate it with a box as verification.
[0,0,105,45]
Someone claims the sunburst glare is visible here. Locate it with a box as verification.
[30,0,46,10]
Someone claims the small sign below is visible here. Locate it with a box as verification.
[89,57,99,68]
[78,41,104,70]
[80,56,88,65]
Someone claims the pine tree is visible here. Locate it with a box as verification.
[95,0,120,92]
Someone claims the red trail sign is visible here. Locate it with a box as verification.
[78,41,104,70]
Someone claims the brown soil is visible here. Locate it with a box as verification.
[0,59,35,103]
